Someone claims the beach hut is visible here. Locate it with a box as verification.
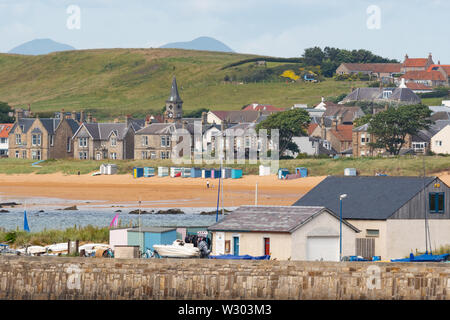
[295,167,308,178]
[109,227,132,250]
[344,168,357,176]
[278,168,289,179]
[231,169,243,179]
[158,166,169,177]
[127,227,177,254]
[133,167,144,178]
[211,169,222,179]
[259,165,271,176]
[143,167,155,177]
[170,167,182,178]
[181,167,191,178]
[221,168,232,179]
[202,169,212,179]
[190,168,202,178]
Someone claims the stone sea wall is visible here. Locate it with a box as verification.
[0,256,449,300]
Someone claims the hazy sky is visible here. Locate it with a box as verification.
[1,0,449,62]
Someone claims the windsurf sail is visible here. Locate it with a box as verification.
[109,213,119,228]
[24,210,30,232]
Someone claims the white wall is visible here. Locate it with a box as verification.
[431,125,450,154]
[109,228,130,250]
[346,220,387,259]
[386,219,450,260]
[291,211,357,260]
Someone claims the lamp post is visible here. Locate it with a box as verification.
[339,194,347,261]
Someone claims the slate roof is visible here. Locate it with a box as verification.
[207,206,359,233]
[135,122,195,135]
[79,123,131,140]
[292,176,438,220]
[166,77,183,103]
[209,110,275,123]
[342,87,421,104]
[243,104,285,112]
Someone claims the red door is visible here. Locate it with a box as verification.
[264,238,270,255]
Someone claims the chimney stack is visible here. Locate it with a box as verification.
[71,111,76,120]
[15,108,24,121]
[125,115,132,126]
[80,110,85,123]
[201,111,208,125]
[87,112,92,123]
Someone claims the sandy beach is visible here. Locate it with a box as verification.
[0,173,326,208]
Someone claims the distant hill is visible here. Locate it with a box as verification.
[0,48,366,120]
[160,36,234,53]
[8,39,76,55]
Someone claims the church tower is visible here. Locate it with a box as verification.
[164,76,183,123]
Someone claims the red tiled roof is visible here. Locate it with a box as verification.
[243,104,285,111]
[403,58,428,68]
[401,70,446,81]
[342,63,401,73]
[405,82,433,91]
[329,125,353,142]
[427,64,450,75]
[0,124,13,138]
[307,123,318,136]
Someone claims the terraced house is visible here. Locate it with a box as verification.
[8,113,80,160]
[72,118,140,160]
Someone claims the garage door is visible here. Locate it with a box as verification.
[306,236,339,261]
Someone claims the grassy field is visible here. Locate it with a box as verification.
[0,48,367,120]
[1,156,449,177]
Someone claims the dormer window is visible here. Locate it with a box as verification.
[382,90,392,99]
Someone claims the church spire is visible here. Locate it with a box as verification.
[167,76,183,104]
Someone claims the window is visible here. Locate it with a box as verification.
[79,152,87,160]
[96,153,101,160]
[429,192,445,213]
[110,152,117,160]
[111,137,117,146]
[382,90,392,99]
[32,134,41,146]
[141,151,148,159]
[366,229,379,237]
[0,138,6,144]
[435,140,442,147]
[142,136,148,146]
[50,135,54,147]
[79,137,88,147]
[160,151,170,159]
[32,150,41,160]
[67,137,71,152]
[150,151,156,159]
[15,134,22,145]
[161,135,171,147]
[22,151,27,159]
[15,151,19,158]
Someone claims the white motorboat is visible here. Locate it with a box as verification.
[45,243,68,254]
[17,246,47,255]
[153,240,200,258]
[79,243,110,256]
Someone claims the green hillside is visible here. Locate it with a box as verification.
[0,48,367,120]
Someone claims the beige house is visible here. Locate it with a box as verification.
[294,176,450,260]
[72,120,139,160]
[431,125,450,154]
[8,114,80,160]
[208,206,359,261]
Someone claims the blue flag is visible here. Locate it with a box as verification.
[24,210,30,232]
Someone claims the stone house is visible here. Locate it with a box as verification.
[310,117,353,156]
[335,63,401,82]
[72,119,138,160]
[208,206,359,261]
[400,53,434,73]
[8,114,80,160]
[293,176,450,260]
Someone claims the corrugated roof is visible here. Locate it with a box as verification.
[128,227,176,233]
[293,176,438,220]
[208,205,359,233]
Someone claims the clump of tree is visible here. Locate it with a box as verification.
[0,102,14,123]
[301,46,398,77]
[357,104,432,155]
[417,87,449,99]
[256,108,310,155]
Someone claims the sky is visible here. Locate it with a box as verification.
[1,0,449,62]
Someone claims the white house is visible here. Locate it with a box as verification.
[431,125,450,154]
[208,206,359,261]
[0,124,13,157]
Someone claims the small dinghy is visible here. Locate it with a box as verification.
[153,240,200,258]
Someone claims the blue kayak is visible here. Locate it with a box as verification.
[391,253,449,262]
[209,254,270,260]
